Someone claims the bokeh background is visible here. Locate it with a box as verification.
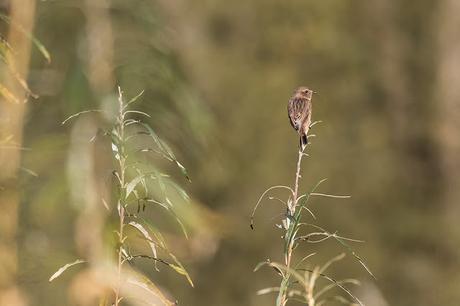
[1,0,460,305]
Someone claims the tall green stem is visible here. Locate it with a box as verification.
[278,147,304,306]
[115,88,126,306]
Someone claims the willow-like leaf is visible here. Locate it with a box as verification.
[124,110,151,118]
[332,235,376,280]
[250,185,294,229]
[0,14,51,62]
[123,90,145,110]
[257,287,281,295]
[124,269,175,306]
[49,259,85,282]
[140,122,191,182]
[125,175,146,199]
[168,253,194,287]
[174,160,191,182]
[61,110,103,125]
[144,198,189,239]
[128,221,158,270]
[0,83,19,103]
[297,268,364,306]
[315,279,360,301]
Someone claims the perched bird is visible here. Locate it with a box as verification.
[287,86,314,150]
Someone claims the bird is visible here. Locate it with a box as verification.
[287,86,314,150]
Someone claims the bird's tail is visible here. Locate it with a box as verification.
[300,134,308,151]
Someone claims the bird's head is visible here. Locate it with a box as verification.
[295,86,315,98]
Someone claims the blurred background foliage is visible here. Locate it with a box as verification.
[0,0,459,305]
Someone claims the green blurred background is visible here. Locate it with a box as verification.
[1,0,460,305]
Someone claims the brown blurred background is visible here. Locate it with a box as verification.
[1,0,460,305]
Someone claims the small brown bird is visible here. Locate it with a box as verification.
[287,86,314,150]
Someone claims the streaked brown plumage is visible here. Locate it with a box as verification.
[287,86,314,150]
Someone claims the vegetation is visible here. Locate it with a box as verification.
[251,129,372,306]
[0,1,459,306]
[48,87,193,305]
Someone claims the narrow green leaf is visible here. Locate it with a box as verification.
[125,175,145,199]
[254,260,270,272]
[0,14,51,63]
[143,199,189,239]
[125,269,176,306]
[257,287,281,296]
[175,160,191,182]
[168,180,190,202]
[49,259,85,282]
[0,83,19,103]
[124,110,151,118]
[333,236,376,280]
[128,221,158,261]
[123,90,145,109]
[61,110,103,125]
[168,253,194,287]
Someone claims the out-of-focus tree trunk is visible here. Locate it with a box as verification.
[367,0,440,193]
[436,0,460,243]
[64,3,115,304]
[70,0,114,261]
[366,0,411,145]
[55,4,116,292]
[0,0,35,305]
[83,0,115,95]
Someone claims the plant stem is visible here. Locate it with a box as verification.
[293,148,303,214]
[115,204,125,306]
[279,147,305,306]
[115,88,126,306]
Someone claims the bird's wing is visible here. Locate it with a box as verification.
[287,99,296,129]
[288,96,306,129]
[301,97,311,120]
[300,98,312,133]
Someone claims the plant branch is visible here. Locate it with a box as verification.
[278,145,306,306]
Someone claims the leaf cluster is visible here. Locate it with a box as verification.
[50,87,193,305]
